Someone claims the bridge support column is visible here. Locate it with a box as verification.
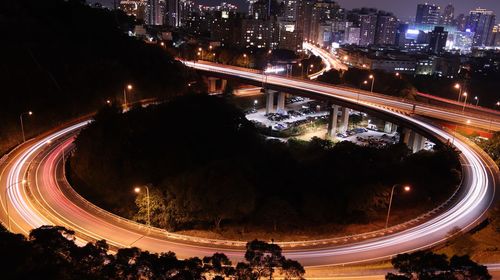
[220,79,228,92]
[411,134,426,153]
[391,124,398,134]
[207,77,218,93]
[400,128,412,145]
[277,92,286,113]
[327,105,339,138]
[339,107,349,134]
[384,122,393,134]
[265,89,276,114]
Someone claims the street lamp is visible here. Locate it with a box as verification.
[20,111,33,142]
[369,74,375,93]
[386,184,411,228]
[395,72,400,78]
[308,64,314,76]
[454,83,463,102]
[134,186,150,227]
[474,96,479,106]
[123,84,133,109]
[253,99,258,110]
[243,53,248,67]
[4,179,27,231]
[462,92,468,112]
[496,101,500,109]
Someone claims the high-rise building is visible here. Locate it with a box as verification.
[345,26,360,45]
[241,18,278,49]
[313,0,341,22]
[120,0,147,21]
[440,4,454,25]
[466,8,496,46]
[493,24,500,47]
[358,14,377,46]
[165,0,180,26]
[375,15,398,45]
[278,19,301,51]
[415,3,440,25]
[454,13,467,31]
[146,0,164,25]
[297,0,316,41]
[283,0,298,21]
[428,26,448,54]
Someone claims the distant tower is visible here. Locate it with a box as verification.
[466,8,496,46]
[415,3,440,25]
[440,4,454,25]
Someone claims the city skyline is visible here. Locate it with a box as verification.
[92,0,500,18]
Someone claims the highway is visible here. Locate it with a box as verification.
[188,60,500,132]
[0,73,498,270]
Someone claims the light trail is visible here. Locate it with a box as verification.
[0,64,498,269]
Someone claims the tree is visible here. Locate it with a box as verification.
[450,255,491,280]
[318,69,342,85]
[238,240,304,280]
[134,186,169,228]
[203,253,235,278]
[387,251,491,280]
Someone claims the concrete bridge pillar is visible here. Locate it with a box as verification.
[327,105,340,138]
[220,79,228,92]
[277,92,286,113]
[265,89,277,114]
[207,77,219,93]
[400,128,412,146]
[391,124,398,134]
[339,107,350,133]
[384,122,393,134]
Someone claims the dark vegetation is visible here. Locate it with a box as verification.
[386,251,491,280]
[318,68,418,100]
[70,94,461,232]
[0,225,304,280]
[0,0,198,155]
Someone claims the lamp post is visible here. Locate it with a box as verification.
[134,186,150,227]
[454,83,463,102]
[369,75,375,93]
[474,96,479,106]
[385,184,411,228]
[496,101,500,109]
[4,179,27,231]
[308,64,314,77]
[462,92,468,112]
[20,111,33,142]
[123,84,133,109]
[243,53,248,67]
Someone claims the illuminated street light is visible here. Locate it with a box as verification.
[106,99,111,105]
[474,96,479,106]
[20,111,33,142]
[462,92,468,112]
[386,184,411,228]
[454,83,463,102]
[368,75,375,93]
[5,179,27,230]
[123,84,133,109]
[134,186,150,227]
[395,72,400,78]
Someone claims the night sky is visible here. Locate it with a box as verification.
[92,0,500,19]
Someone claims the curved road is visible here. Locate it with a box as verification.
[1,99,498,268]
